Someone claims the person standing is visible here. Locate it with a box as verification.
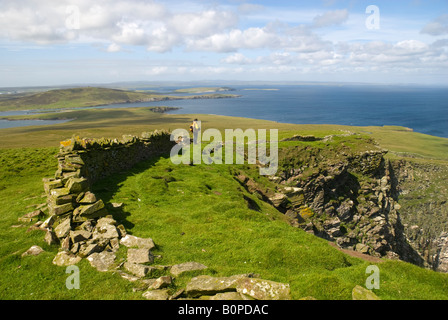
[191,118,200,144]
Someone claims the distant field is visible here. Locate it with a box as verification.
[174,87,234,93]
[0,87,239,112]
[1,106,447,164]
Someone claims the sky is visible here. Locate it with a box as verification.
[0,0,448,87]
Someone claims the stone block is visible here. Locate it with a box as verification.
[65,177,89,194]
[236,278,291,300]
[74,200,106,219]
[70,230,92,243]
[127,248,154,264]
[49,187,71,198]
[48,202,73,216]
[170,262,208,277]
[52,251,81,266]
[78,191,97,204]
[120,234,155,250]
[54,218,71,238]
[48,193,74,206]
[123,262,155,278]
[87,251,116,272]
[43,179,63,194]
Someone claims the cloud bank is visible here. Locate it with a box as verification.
[0,0,447,84]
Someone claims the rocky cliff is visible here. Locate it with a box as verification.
[390,159,448,272]
[236,135,448,271]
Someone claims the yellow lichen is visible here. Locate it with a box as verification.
[60,140,72,147]
[299,206,314,219]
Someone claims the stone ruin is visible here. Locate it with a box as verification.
[20,130,298,300]
[39,130,174,267]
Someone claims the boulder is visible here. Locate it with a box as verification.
[18,210,44,223]
[150,276,172,290]
[21,245,44,257]
[352,285,381,300]
[92,219,119,240]
[87,251,116,272]
[142,289,170,300]
[170,261,208,277]
[355,243,371,254]
[120,234,155,250]
[52,251,82,266]
[207,292,253,300]
[123,262,155,278]
[268,193,288,208]
[127,248,154,264]
[236,278,291,300]
[185,275,245,297]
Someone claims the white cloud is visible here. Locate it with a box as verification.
[221,53,252,64]
[312,9,349,28]
[0,0,447,84]
[106,43,121,52]
[188,27,278,52]
[169,10,238,36]
[421,14,448,36]
[238,3,265,15]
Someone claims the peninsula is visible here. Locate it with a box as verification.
[0,87,240,112]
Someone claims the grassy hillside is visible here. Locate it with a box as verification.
[1,106,447,163]
[1,145,448,300]
[0,87,239,112]
[1,95,448,300]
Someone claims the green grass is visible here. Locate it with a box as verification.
[2,106,447,163]
[0,147,142,299]
[1,98,448,299]
[2,146,448,300]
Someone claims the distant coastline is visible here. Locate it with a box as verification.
[242,88,279,91]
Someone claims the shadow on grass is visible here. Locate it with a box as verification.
[90,154,173,235]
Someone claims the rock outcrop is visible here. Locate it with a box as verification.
[236,141,429,267]
[390,159,448,271]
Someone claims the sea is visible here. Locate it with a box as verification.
[1,84,447,138]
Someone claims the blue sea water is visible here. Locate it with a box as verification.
[140,85,448,138]
[1,84,447,138]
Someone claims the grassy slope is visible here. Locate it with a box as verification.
[1,146,448,300]
[0,87,238,112]
[1,107,447,162]
[1,107,448,300]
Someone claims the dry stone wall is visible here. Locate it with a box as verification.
[41,130,174,264]
[33,130,295,300]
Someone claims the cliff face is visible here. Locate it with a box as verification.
[236,139,448,271]
[390,159,448,272]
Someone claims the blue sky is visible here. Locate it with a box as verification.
[0,0,447,87]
